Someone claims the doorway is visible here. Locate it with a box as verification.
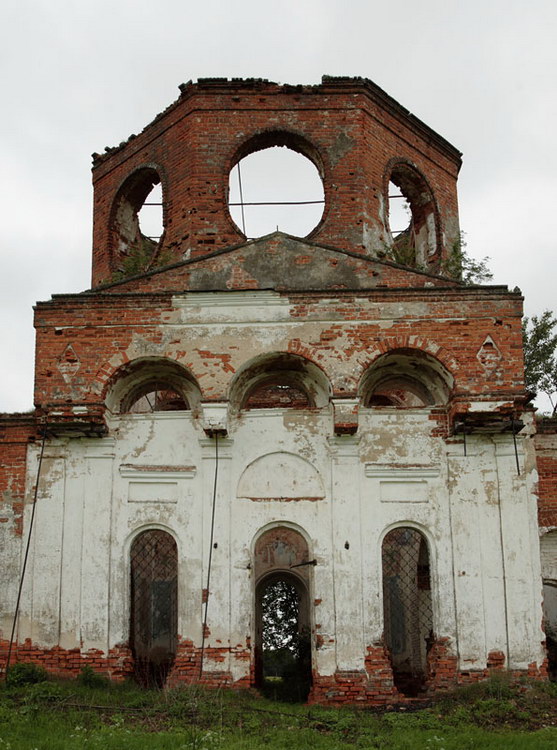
[253,527,313,701]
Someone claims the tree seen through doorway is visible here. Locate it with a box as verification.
[260,577,311,702]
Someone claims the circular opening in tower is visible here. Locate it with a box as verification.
[228,146,325,240]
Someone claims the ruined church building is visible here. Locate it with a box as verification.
[1,76,556,704]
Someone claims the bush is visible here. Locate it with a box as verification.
[77,664,109,688]
[5,661,48,687]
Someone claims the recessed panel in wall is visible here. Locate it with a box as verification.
[379,480,428,503]
[128,481,178,503]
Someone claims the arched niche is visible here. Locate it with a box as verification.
[229,352,331,411]
[253,526,313,700]
[237,452,325,501]
[105,357,201,415]
[109,165,166,275]
[360,348,453,408]
[382,526,433,696]
[384,160,439,270]
[130,528,178,687]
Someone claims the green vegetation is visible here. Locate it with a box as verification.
[440,234,493,284]
[382,233,493,285]
[522,310,557,416]
[111,236,174,282]
[0,672,556,748]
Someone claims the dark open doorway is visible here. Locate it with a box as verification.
[256,573,311,702]
[253,527,313,702]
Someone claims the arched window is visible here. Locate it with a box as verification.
[127,383,189,413]
[104,357,201,415]
[385,162,438,270]
[130,530,178,688]
[382,527,433,696]
[230,352,331,412]
[361,349,453,409]
[109,166,165,276]
[244,378,311,410]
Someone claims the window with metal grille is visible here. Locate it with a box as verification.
[382,527,433,696]
[130,530,178,687]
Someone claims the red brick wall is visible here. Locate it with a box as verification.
[0,418,35,536]
[535,423,557,527]
[32,287,525,414]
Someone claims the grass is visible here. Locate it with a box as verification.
[0,671,556,749]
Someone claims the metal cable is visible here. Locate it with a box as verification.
[199,432,219,678]
[4,426,47,681]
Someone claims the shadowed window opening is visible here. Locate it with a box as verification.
[382,528,433,696]
[244,380,311,409]
[228,145,324,239]
[361,349,453,408]
[386,164,438,269]
[110,167,164,277]
[127,382,189,413]
[366,376,434,408]
[130,530,178,688]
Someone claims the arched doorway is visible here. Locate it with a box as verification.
[253,527,313,701]
[130,529,178,687]
[541,530,557,680]
[382,527,433,696]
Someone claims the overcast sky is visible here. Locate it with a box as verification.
[1,0,556,413]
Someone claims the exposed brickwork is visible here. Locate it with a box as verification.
[91,77,462,287]
[167,639,252,689]
[427,636,458,690]
[0,418,35,536]
[0,634,547,701]
[535,422,557,527]
[0,639,133,680]
[31,287,526,422]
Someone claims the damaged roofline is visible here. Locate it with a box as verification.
[92,76,462,170]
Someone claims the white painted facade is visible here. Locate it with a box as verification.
[3,289,546,688]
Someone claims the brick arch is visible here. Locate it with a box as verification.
[228,351,332,411]
[357,336,458,381]
[358,344,456,407]
[382,157,442,268]
[101,355,201,414]
[108,162,168,272]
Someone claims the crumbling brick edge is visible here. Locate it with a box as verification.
[0,637,548,705]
